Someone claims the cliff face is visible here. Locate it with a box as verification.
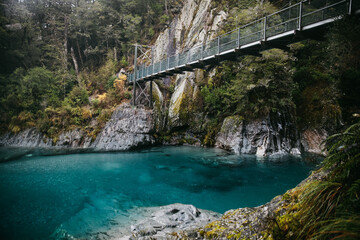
[0,128,92,148]
[215,112,301,157]
[151,0,227,129]
[92,103,155,150]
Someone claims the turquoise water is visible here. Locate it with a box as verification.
[0,146,318,239]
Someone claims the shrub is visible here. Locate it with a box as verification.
[291,119,360,239]
[81,107,92,121]
[67,86,89,107]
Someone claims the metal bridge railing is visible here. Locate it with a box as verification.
[127,0,353,83]
[266,3,300,38]
[302,0,348,26]
[219,28,238,53]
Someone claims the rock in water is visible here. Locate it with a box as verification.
[128,203,220,239]
[215,111,301,157]
[300,128,328,156]
[92,103,156,150]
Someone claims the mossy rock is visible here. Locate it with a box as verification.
[168,76,194,128]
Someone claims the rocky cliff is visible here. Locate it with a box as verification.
[151,0,227,129]
[0,104,155,151]
[215,112,301,157]
[92,103,155,150]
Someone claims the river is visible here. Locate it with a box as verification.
[0,146,319,239]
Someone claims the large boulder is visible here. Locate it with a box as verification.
[215,112,301,157]
[300,128,328,156]
[129,204,220,239]
[92,103,156,150]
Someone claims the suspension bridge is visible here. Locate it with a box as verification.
[127,0,359,106]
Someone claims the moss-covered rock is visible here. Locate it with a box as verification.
[184,170,329,240]
[168,74,194,129]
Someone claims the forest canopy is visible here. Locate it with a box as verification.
[0,0,181,135]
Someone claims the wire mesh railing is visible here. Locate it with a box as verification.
[302,0,348,26]
[128,0,352,83]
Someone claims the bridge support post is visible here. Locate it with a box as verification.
[263,16,267,41]
[150,80,153,108]
[133,44,138,107]
[298,1,303,30]
[201,44,204,60]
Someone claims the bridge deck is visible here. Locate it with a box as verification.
[128,0,357,83]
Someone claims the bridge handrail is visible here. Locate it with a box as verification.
[302,0,347,17]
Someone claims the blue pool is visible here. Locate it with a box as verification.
[0,146,319,239]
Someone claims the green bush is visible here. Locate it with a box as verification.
[201,50,294,119]
[120,56,129,67]
[106,75,117,90]
[66,86,89,107]
[293,119,360,239]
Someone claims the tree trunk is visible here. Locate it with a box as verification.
[71,47,79,77]
[76,38,84,66]
[63,15,69,70]
[165,0,168,15]
[114,47,117,61]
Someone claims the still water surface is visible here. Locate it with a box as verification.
[0,146,318,239]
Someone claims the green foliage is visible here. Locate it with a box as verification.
[289,119,360,240]
[120,56,129,67]
[106,75,117,90]
[0,0,180,134]
[324,120,360,184]
[325,16,360,124]
[19,67,59,111]
[159,14,170,25]
[8,111,35,133]
[65,86,89,107]
[292,40,342,131]
[81,56,117,93]
[0,66,65,133]
[201,49,294,119]
[326,16,360,72]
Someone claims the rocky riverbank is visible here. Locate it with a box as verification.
[0,103,156,151]
[0,102,327,156]
[112,170,327,240]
